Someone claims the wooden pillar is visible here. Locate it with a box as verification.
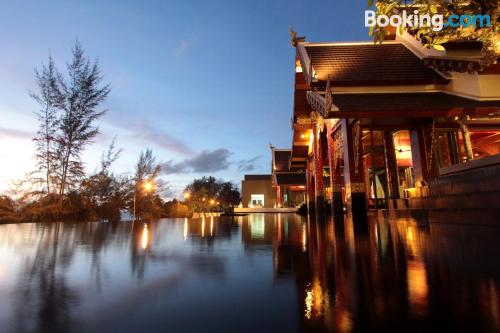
[409,124,430,184]
[276,186,282,208]
[327,123,343,217]
[383,131,400,208]
[341,119,367,224]
[313,121,325,215]
[459,120,474,161]
[306,165,315,214]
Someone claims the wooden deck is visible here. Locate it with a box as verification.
[234,207,298,213]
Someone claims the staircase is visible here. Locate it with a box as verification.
[380,154,500,226]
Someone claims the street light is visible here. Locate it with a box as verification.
[133,180,155,222]
[183,192,191,200]
[144,181,154,192]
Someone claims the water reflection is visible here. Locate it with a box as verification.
[0,215,499,332]
[141,224,150,251]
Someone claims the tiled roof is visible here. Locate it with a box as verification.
[304,43,447,84]
[275,173,306,186]
[331,92,500,112]
[273,150,291,172]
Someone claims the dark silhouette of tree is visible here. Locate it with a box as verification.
[132,149,164,220]
[55,41,111,206]
[29,41,110,210]
[0,195,19,223]
[81,138,129,221]
[217,181,241,207]
[31,55,64,194]
[184,177,241,213]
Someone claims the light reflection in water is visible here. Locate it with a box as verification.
[201,218,205,238]
[487,280,500,330]
[141,224,150,250]
[183,218,188,241]
[302,223,307,252]
[250,214,265,239]
[305,283,313,319]
[407,260,428,317]
[304,277,331,321]
[338,309,353,333]
[210,217,214,236]
[405,223,419,257]
[312,277,329,317]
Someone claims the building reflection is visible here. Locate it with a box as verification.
[240,213,500,333]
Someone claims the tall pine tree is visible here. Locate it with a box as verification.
[31,55,63,194]
[55,42,111,205]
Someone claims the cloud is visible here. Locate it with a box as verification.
[131,121,195,156]
[0,126,34,140]
[237,155,262,172]
[161,160,186,174]
[174,40,191,57]
[162,149,232,175]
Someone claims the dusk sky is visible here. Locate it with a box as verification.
[0,0,369,197]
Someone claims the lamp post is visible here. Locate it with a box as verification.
[133,180,154,222]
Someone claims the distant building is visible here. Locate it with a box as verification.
[241,175,276,208]
[271,148,307,208]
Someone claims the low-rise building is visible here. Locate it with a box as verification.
[241,175,276,208]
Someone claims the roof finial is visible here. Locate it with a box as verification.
[290,26,305,47]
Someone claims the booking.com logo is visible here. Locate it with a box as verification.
[365,10,491,32]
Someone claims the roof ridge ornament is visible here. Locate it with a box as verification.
[290,28,306,47]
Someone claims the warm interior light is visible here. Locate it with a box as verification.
[308,132,314,155]
[295,59,303,73]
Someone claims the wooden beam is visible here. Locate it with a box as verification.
[326,107,500,119]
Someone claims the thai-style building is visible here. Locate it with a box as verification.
[288,30,500,222]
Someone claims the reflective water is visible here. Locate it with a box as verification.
[0,214,499,332]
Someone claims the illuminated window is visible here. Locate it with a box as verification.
[250,194,264,207]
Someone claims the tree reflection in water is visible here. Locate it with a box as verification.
[13,223,78,333]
